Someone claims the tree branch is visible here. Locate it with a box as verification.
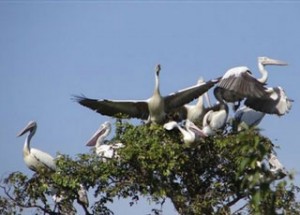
[0,185,59,215]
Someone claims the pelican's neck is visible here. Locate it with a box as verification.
[213,88,228,112]
[196,95,204,108]
[204,92,212,108]
[96,128,110,148]
[23,131,34,156]
[154,72,161,96]
[257,62,268,83]
[95,137,104,148]
[214,88,225,104]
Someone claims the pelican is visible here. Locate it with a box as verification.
[86,121,124,160]
[202,87,229,136]
[74,64,219,124]
[217,57,287,109]
[245,86,293,116]
[163,120,206,144]
[234,106,265,130]
[17,121,89,213]
[17,121,56,171]
[168,78,212,124]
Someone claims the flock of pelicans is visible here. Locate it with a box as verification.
[16,57,292,212]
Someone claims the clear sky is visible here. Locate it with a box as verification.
[0,1,299,214]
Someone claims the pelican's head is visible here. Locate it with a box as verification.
[101,121,111,130]
[197,77,205,85]
[17,121,37,137]
[258,57,288,66]
[155,64,161,76]
[86,121,111,146]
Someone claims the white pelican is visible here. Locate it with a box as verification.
[202,87,229,136]
[234,106,265,130]
[17,121,89,212]
[163,120,206,144]
[17,121,56,171]
[245,86,293,116]
[86,121,124,160]
[74,64,219,124]
[217,57,287,109]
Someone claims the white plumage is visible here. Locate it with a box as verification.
[180,78,212,123]
[17,121,56,171]
[202,109,228,136]
[201,87,229,136]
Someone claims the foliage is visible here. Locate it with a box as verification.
[1,120,300,214]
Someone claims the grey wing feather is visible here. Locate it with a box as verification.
[244,87,293,116]
[164,79,218,111]
[218,72,268,99]
[73,95,149,119]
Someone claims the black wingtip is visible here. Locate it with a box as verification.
[71,94,87,103]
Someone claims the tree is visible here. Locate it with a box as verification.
[1,120,300,215]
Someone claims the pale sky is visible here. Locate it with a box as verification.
[0,2,299,214]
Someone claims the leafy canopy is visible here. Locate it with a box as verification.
[1,120,299,215]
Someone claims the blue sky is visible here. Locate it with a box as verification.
[0,2,299,214]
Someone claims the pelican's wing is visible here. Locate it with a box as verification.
[235,106,265,127]
[31,148,56,171]
[244,87,293,116]
[218,71,268,99]
[97,145,115,159]
[164,79,219,111]
[73,95,149,120]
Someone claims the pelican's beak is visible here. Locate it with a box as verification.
[17,121,36,137]
[86,126,106,146]
[197,77,205,85]
[155,64,161,76]
[86,130,100,146]
[264,57,288,66]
